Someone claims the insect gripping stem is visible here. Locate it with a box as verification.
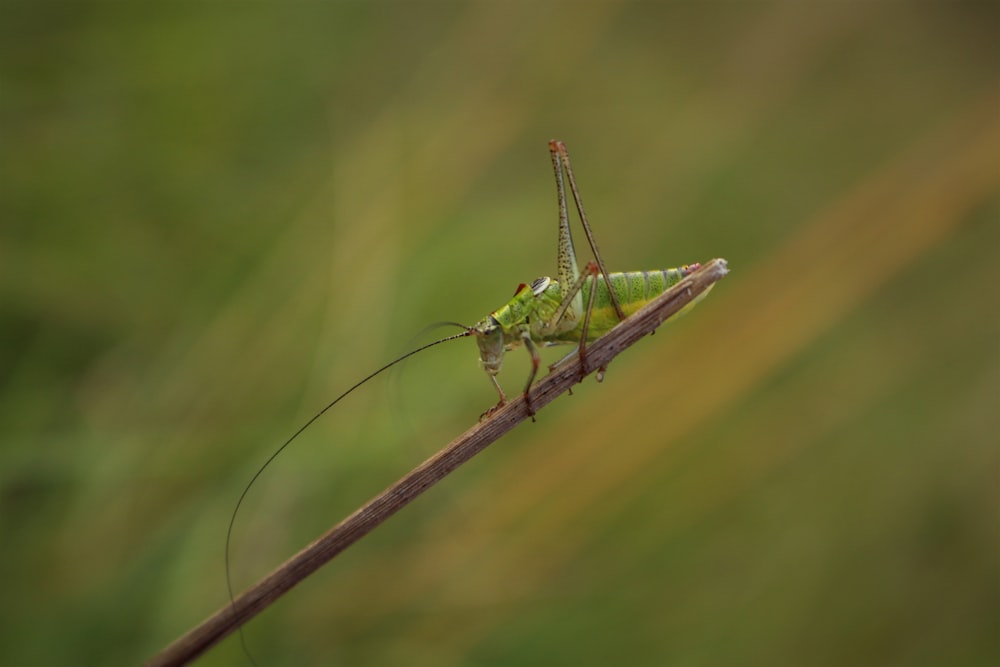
[145,258,728,667]
[148,142,726,667]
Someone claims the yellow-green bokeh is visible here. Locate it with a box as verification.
[1,2,997,666]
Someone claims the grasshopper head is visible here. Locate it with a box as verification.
[473,315,505,375]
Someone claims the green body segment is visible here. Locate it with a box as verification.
[488,264,702,349]
[565,267,693,341]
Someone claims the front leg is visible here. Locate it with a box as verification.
[479,374,508,421]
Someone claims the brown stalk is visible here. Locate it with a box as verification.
[145,258,729,667]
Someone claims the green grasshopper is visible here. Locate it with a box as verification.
[471,140,706,417]
[226,140,711,660]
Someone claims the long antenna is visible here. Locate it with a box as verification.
[225,327,472,664]
[145,259,729,667]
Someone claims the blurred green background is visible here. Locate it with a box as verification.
[2,2,997,666]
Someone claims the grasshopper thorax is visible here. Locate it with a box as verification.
[473,276,557,375]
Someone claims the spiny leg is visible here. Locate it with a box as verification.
[479,375,508,421]
[549,140,625,322]
[520,332,540,421]
[547,260,602,383]
[575,265,600,381]
[550,260,599,333]
[549,141,584,320]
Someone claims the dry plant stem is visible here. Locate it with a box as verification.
[145,258,729,667]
